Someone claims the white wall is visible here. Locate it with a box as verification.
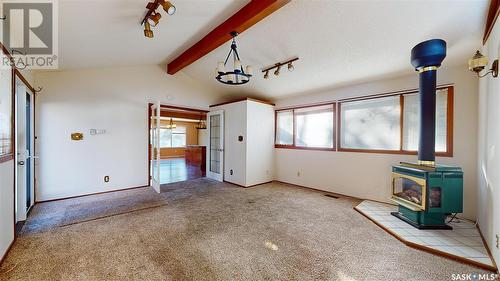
[246,100,274,186]
[274,65,478,220]
[477,18,500,265]
[34,65,218,201]
[211,101,247,186]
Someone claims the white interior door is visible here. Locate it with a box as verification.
[207,110,224,181]
[150,102,161,193]
[15,81,34,222]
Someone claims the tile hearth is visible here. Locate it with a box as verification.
[355,200,497,271]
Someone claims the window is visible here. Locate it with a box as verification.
[340,96,400,150]
[338,86,453,156]
[275,104,335,150]
[276,110,293,145]
[295,105,334,148]
[275,86,453,156]
[160,126,187,148]
[402,89,449,152]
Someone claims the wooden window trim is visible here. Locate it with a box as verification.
[483,0,500,45]
[275,103,336,151]
[276,86,454,157]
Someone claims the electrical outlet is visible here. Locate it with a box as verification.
[496,234,499,249]
[104,176,110,183]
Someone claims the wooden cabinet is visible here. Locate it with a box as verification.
[185,146,206,173]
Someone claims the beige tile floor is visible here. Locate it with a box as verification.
[355,200,496,269]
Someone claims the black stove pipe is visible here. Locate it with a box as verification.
[410,39,446,167]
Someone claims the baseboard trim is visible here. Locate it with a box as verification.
[476,223,499,273]
[36,185,150,204]
[274,180,395,206]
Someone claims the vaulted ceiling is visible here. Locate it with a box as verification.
[57,0,489,100]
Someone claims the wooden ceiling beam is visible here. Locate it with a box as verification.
[166,0,291,75]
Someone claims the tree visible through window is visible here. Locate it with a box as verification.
[160,126,187,148]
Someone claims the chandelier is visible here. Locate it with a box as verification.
[215,32,253,85]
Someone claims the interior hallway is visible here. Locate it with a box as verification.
[0,179,486,281]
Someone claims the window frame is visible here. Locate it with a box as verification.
[275,86,454,157]
[159,126,187,148]
[275,102,336,151]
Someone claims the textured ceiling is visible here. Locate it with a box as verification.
[56,0,488,100]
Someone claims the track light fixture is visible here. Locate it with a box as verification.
[141,1,176,38]
[144,21,154,38]
[274,65,281,76]
[159,0,176,15]
[262,57,299,79]
[264,70,269,79]
[148,11,162,27]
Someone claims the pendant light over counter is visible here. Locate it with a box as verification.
[215,32,253,85]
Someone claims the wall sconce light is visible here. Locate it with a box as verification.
[262,57,299,80]
[141,0,176,39]
[468,50,498,78]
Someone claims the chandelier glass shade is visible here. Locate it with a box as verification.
[215,32,253,85]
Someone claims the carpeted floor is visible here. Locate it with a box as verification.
[0,179,487,281]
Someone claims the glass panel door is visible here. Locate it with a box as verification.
[207,110,224,181]
[150,103,161,193]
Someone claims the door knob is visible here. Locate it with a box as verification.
[18,161,25,166]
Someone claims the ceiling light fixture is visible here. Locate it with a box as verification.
[148,11,162,27]
[159,0,176,15]
[274,65,281,76]
[144,21,154,38]
[141,0,176,39]
[264,70,269,79]
[262,57,299,79]
[215,31,253,85]
[166,118,177,129]
[468,50,498,78]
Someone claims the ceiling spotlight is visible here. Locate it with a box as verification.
[160,0,176,15]
[274,66,281,76]
[144,21,154,38]
[288,62,294,72]
[264,70,269,79]
[148,12,162,27]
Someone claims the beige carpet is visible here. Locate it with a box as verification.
[0,179,487,281]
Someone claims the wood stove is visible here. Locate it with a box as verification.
[390,39,464,229]
[391,162,463,229]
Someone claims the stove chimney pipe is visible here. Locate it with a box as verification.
[410,39,446,167]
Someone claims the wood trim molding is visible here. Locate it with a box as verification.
[224,180,274,188]
[210,97,275,107]
[483,0,500,45]
[354,205,498,272]
[36,185,150,204]
[14,69,36,94]
[167,0,291,74]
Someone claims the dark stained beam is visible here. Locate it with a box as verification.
[167,0,291,75]
[483,0,500,44]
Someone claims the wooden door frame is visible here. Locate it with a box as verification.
[147,103,209,185]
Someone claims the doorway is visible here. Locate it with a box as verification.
[14,74,35,227]
[148,104,209,190]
